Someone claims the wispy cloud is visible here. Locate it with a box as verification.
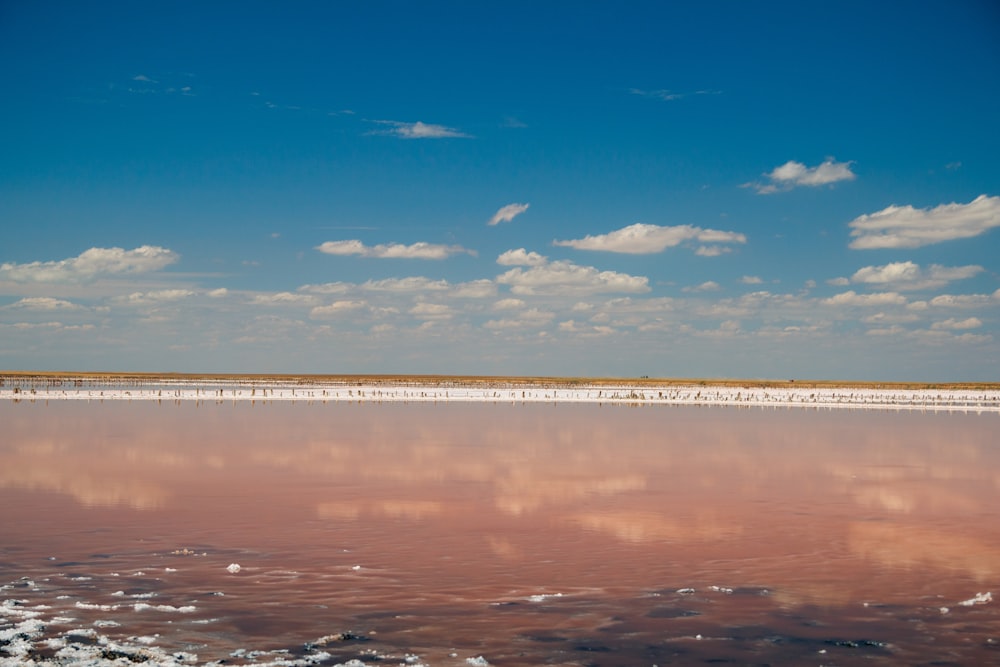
[251,292,319,306]
[683,281,721,293]
[409,302,453,320]
[4,297,84,311]
[361,277,450,292]
[125,73,194,96]
[488,203,530,226]
[848,195,1000,249]
[849,261,983,290]
[114,289,195,305]
[553,223,745,254]
[930,317,982,331]
[368,120,471,139]
[748,158,855,194]
[0,246,179,283]
[630,88,721,101]
[484,308,555,330]
[316,240,475,259]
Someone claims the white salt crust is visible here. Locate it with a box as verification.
[3,380,999,412]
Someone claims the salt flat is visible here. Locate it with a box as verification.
[2,376,999,411]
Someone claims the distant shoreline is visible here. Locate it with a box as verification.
[2,370,999,391]
[2,371,998,411]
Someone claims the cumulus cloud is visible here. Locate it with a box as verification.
[930,317,982,331]
[497,259,649,296]
[115,289,195,305]
[483,308,555,330]
[368,120,470,139]
[488,203,530,226]
[409,302,453,320]
[553,223,745,254]
[927,293,993,308]
[310,300,368,319]
[497,248,548,266]
[298,282,351,295]
[316,240,474,259]
[822,291,907,306]
[0,246,179,283]
[683,281,721,293]
[450,279,496,298]
[850,261,983,290]
[749,158,855,194]
[493,298,526,310]
[848,195,1000,249]
[695,245,732,257]
[5,297,83,311]
[251,292,318,305]
[361,277,450,291]
[740,276,763,285]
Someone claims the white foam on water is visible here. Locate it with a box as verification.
[957,591,992,606]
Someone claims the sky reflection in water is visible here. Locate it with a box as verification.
[1,401,998,665]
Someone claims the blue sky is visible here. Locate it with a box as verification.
[2,1,999,380]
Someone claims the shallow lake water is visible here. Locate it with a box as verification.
[1,400,998,665]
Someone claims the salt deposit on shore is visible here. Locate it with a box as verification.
[2,378,998,412]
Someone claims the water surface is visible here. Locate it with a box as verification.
[1,401,998,665]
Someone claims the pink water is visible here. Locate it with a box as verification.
[2,400,998,665]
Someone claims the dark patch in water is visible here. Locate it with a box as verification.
[575,644,612,652]
[647,606,702,618]
[824,638,887,649]
[522,634,568,643]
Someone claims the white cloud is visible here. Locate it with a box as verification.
[251,292,318,305]
[361,277,450,291]
[553,223,746,254]
[310,300,368,319]
[409,303,453,320]
[493,298,526,310]
[850,261,983,290]
[488,203,530,226]
[827,277,850,286]
[497,248,548,266]
[450,279,497,298]
[629,88,720,102]
[695,245,732,257]
[740,276,763,285]
[0,246,179,283]
[317,240,474,259]
[207,288,229,298]
[848,195,1000,249]
[683,281,721,293]
[369,120,470,139]
[750,158,855,194]
[927,293,993,308]
[862,311,920,325]
[115,289,194,305]
[930,317,982,331]
[497,259,649,296]
[483,308,555,330]
[299,282,351,294]
[822,291,907,306]
[5,297,82,311]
